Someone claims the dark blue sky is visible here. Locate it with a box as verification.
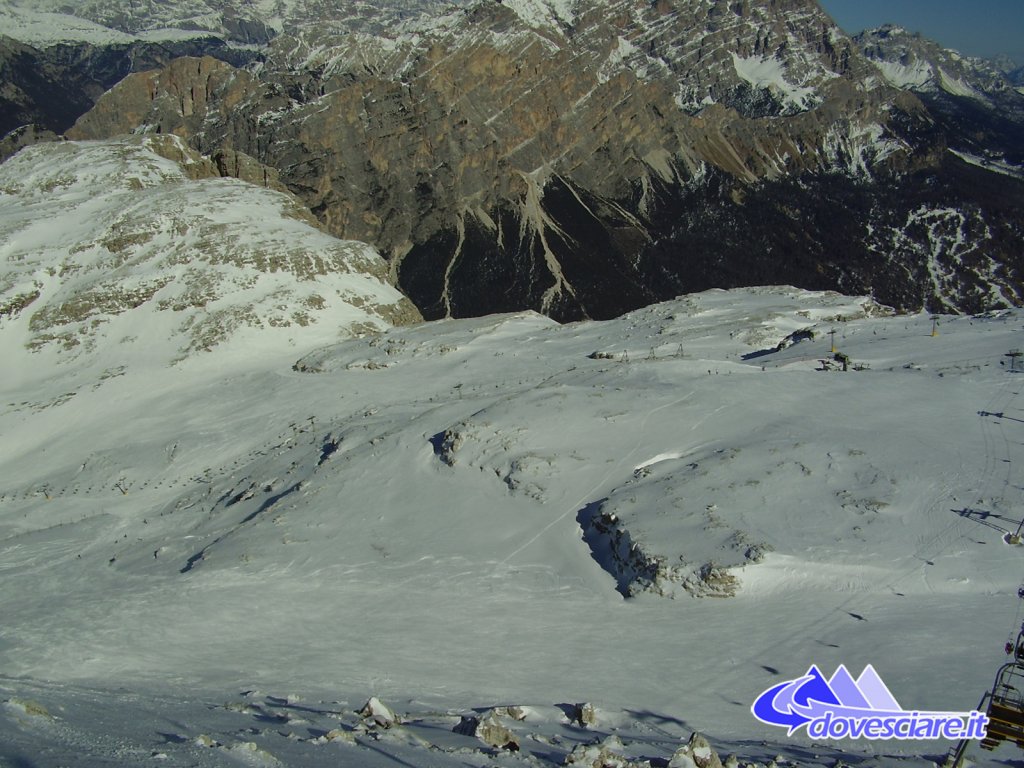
[819,0,1024,64]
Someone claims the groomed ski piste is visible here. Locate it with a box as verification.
[3,283,1024,767]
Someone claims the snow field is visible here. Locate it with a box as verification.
[3,286,1024,765]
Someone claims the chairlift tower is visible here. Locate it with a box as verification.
[1007,350,1023,373]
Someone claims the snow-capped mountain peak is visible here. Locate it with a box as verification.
[856,24,1018,101]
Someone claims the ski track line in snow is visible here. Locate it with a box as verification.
[496,390,696,568]
[806,372,1024,639]
[978,374,1021,493]
[704,470,976,701]
[964,374,1024,559]
[803,372,1024,642]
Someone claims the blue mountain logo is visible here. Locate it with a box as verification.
[751,665,988,742]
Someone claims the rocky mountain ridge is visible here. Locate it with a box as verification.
[857,25,1023,101]
[0,30,263,139]
[63,0,955,318]
[855,24,1024,167]
[4,0,1024,321]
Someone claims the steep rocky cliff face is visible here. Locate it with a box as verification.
[25,0,1024,319]
[0,34,259,137]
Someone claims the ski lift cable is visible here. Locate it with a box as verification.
[977,376,1024,644]
[726,328,1024,680]
[762,494,978,674]
[977,376,1023,525]
[1008,585,1024,651]
[994,386,1024,536]
[836,375,1024,644]
[883,364,1024,597]
[830,374,1024,613]
[974,376,1015,473]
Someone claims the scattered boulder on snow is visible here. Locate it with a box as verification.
[684,564,740,599]
[490,704,530,721]
[563,734,646,767]
[668,754,698,768]
[221,741,281,766]
[668,732,724,768]
[309,728,356,745]
[571,702,598,727]
[357,696,399,728]
[3,697,54,720]
[432,426,465,466]
[453,711,520,751]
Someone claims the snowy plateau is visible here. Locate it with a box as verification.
[3,173,1024,768]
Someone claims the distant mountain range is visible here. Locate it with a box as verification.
[855,25,1024,166]
[2,0,1023,323]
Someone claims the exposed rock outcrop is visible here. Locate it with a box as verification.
[454,711,520,751]
[564,734,645,767]
[669,732,725,768]
[0,123,61,162]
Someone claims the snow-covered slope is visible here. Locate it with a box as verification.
[0,136,419,384]
[2,284,1023,766]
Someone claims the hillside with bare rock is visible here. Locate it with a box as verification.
[2,1,1023,321]
[52,0,1024,321]
[0,135,420,378]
